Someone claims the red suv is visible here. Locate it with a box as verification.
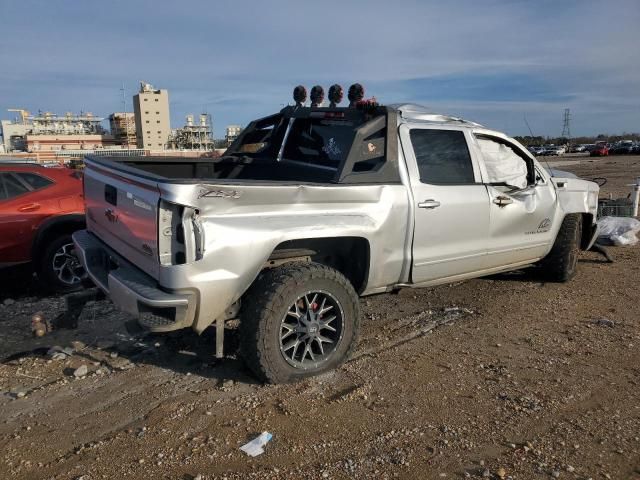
[590,144,609,157]
[0,163,87,292]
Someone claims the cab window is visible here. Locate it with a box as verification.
[409,129,475,184]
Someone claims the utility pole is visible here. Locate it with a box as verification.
[562,108,571,141]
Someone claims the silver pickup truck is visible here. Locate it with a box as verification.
[73,102,599,383]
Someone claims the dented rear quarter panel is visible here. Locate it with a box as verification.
[157,181,411,332]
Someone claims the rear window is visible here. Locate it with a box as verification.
[16,172,54,190]
[282,118,357,168]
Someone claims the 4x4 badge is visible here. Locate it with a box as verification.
[199,188,242,199]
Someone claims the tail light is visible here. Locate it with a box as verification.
[158,200,204,266]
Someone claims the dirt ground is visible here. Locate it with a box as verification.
[1,155,639,480]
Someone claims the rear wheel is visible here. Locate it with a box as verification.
[240,262,360,383]
[538,214,582,282]
[38,234,87,293]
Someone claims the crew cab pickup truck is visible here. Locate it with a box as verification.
[73,102,600,383]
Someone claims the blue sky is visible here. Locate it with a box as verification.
[1,0,638,137]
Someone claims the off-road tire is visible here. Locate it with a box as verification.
[240,262,360,383]
[38,234,85,293]
[538,214,582,282]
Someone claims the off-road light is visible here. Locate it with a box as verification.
[293,85,307,107]
[328,84,343,107]
[348,83,364,107]
[310,85,324,107]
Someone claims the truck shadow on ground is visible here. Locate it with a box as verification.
[484,255,611,283]
[1,307,259,386]
[108,324,260,385]
[0,265,40,302]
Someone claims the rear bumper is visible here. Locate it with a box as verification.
[72,230,195,332]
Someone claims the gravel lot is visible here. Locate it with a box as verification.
[1,156,639,480]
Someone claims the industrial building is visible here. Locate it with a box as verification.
[171,114,214,150]
[1,109,115,153]
[133,82,171,150]
[225,125,242,146]
[1,82,231,159]
[109,112,137,147]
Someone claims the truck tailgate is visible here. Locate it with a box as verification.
[83,160,160,279]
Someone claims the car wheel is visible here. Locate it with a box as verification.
[538,214,582,282]
[38,234,87,293]
[240,262,360,383]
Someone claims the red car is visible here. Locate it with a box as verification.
[0,163,87,292]
[590,144,609,157]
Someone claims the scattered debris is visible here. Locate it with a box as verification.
[73,365,88,378]
[31,311,50,337]
[597,216,640,246]
[240,432,273,457]
[594,318,615,328]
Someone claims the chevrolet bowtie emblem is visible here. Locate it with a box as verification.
[104,208,119,223]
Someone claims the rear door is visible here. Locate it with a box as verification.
[400,125,490,283]
[83,159,161,278]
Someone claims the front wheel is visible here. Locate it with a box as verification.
[538,214,582,282]
[240,262,360,383]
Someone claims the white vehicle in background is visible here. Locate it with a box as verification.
[570,144,587,153]
[72,88,600,383]
[541,145,561,156]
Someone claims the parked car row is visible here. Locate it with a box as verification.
[586,141,640,157]
[527,145,566,156]
[527,141,640,157]
[609,140,640,155]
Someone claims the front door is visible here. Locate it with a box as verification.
[400,125,491,283]
[473,135,559,267]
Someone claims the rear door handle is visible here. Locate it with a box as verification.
[418,199,441,209]
[493,195,513,207]
[18,203,41,212]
